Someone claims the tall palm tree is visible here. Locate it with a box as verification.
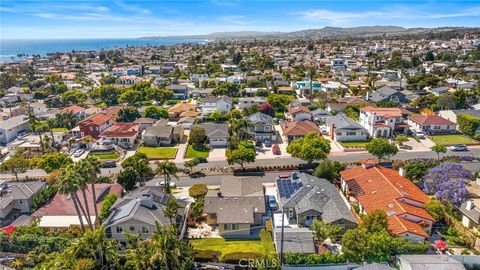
[57,166,86,233]
[46,118,58,149]
[85,156,101,224]
[155,161,178,194]
[76,158,101,226]
[28,110,46,153]
[163,197,181,225]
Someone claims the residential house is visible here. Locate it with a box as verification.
[204,178,266,237]
[105,105,128,117]
[0,114,29,144]
[167,102,198,120]
[359,106,411,137]
[60,105,85,119]
[104,187,186,246]
[274,227,316,254]
[325,113,369,142]
[100,122,140,148]
[192,123,229,147]
[340,163,434,242]
[133,118,157,131]
[367,86,407,104]
[0,181,46,226]
[78,112,114,139]
[321,81,348,94]
[143,120,184,147]
[459,200,480,230]
[277,173,358,229]
[294,81,322,92]
[438,110,480,134]
[201,96,232,116]
[246,112,276,142]
[190,73,208,82]
[177,116,196,129]
[277,86,296,95]
[281,120,320,143]
[396,255,466,270]
[429,86,449,96]
[166,84,189,100]
[287,106,312,121]
[238,97,266,110]
[311,108,331,123]
[33,184,123,229]
[407,115,456,135]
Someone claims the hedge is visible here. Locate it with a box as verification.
[457,113,480,137]
[99,194,117,222]
[194,250,221,262]
[222,252,262,264]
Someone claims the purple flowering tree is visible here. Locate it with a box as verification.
[423,162,472,206]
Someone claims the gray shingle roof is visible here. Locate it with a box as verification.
[246,112,273,124]
[0,115,29,130]
[0,181,46,209]
[282,173,357,224]
[325,113,366,131]
[274,227,315,254]
[369,86,404,102]
[193,123,229,139]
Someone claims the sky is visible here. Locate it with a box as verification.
[1,0,479,39]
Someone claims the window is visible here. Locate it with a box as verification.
[129,226,135,232]
[116,226,123,233]
[19,199,23,204]
[232,224,238,231]
[142,226,149,234]
[224,224,229,230]
[346,132,356,136]
[434,125,441,130]
[336,132,342,136]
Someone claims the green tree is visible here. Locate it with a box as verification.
[287,132,331,164]
[144,105,168,119]
[188,183,208,199]
[359,210,388,233]
[227,148,256,170]
[394,135,408,146]
[313,159,346,183]
[117,167,137,191]
[117,107,141,122]
[164,197,181,225]
[184,158,199,174]
[156,160,179,194]
[190,197,205,223]
[188,126,207,146]
[0,155,29,181]
[92,85,120,106]
[146,88,173,104]
[430,145,447,160]
[425,199,447,222]
[56,164,86,233]
[425,51,435,62]
[365,138,398,161]
[266,94,294,112]
[121,152,152,186]
[311,219,342,243]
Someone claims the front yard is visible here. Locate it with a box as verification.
[185,145,210,159]
[190,238,270,256]
[51,127,68,132]
[137,146,177,159]
[339,141,370,149]
[89,152,120,160]
[428,134,478,146]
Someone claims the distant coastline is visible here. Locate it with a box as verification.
[0,38,205,63]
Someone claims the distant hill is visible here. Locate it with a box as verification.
[140,26,480,40]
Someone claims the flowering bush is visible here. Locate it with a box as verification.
[423,162,472,206]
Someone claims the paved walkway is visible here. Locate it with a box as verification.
[174,143,189,163]
[208,148,226,161]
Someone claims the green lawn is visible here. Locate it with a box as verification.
[428,134,479,146]
[226,140,255,158]
[189,238,268,256]
[51,127,68,132]
[185,145,210,159]
[137,146,177,159]
[340,141,370,148]
[89,152,120,160]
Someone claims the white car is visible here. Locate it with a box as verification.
[412,130,426,139]
[156,181,177,188]
[73,149,84,157]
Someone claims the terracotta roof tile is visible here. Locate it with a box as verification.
[100,122,139,138]
[408,115,455,126]
[282,120,320,136]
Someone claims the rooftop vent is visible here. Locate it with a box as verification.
[138,194,154,208]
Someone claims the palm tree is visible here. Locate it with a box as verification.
[28,110,46,153]
[73,162,94,231]
[46,118,58,149]
[77,157,101,226]
[57,165,86,233]
[156,161,178,194]
[163,197,181,225]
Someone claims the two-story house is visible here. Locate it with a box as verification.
[0,181,46,226]
[78,113,114,139]
[367,86,407,104]
[204,178,266,237]
[359,106,411,137]
[104,187,186,247]
[0,114,29,144]
[166,84,189,100]
[143,119,184,147]
[100,122,140,149]
[192,123,229,147]
[246,112,276,142]
[287,106,312,121]
[340,162,434,243]
[201,96,232,116]
[325,113,369,142]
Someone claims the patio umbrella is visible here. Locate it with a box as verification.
[434,240,447,251]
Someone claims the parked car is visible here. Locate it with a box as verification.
[264,139,272,147]
[450,144,468,151]
[195,157,208,163]
[272,144,281,155]
[267,195,278,211]
[412,130,426,139]
[255,141,263,147]
[73,149,84,157]
[156,181,177,188]
[100,161,117,168]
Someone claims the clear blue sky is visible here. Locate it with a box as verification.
[1,0,479,39]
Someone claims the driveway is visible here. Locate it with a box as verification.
[208,147,226,161]
[174,142,188,163]
[403,137,435,152]
[323,135,343,153]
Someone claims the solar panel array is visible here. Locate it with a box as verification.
[277,178,303,199]
[152,193,170,205]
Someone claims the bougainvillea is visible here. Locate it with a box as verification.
[423,162,472,206]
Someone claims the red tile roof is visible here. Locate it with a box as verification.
[61,105,84,114]
[79,112,113,126]
[282,120,320,136]
[32,184,123,217]
[408,115,455,126]
[360,106,411,118]
[288,106,312,115]
[340,165,433,238]
[100,122,139,138]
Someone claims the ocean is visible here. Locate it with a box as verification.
[0,38,205,62]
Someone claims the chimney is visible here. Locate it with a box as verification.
[399,168,405,177]
[138,194,154,208]
[466,200,475,210]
